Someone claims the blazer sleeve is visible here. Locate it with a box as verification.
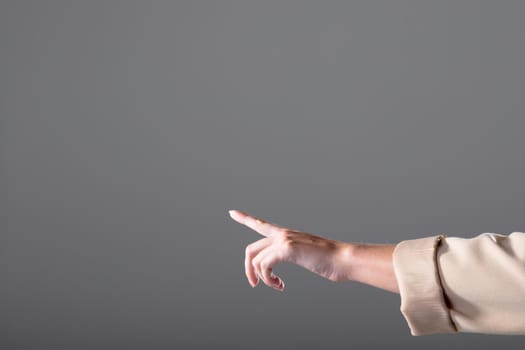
[392,231,525,336]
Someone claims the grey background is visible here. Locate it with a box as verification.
[2,1,524,349]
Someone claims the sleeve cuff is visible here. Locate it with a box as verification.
[393,235,457,336]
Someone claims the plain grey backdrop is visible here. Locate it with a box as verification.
[3,1,524,349]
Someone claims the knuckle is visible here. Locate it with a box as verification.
[280,228,292,236]
[275,229,289,241]
[272,227,286,236]
[282,239,294,251]
[277,234,295,249]
[252,257,263,270]
[328,273,341,283]
[260,262,270,271]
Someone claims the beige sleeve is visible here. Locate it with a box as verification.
[392,232,525,336]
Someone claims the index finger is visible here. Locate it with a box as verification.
[228,210,282,237]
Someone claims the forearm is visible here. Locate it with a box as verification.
[337,242,399,294]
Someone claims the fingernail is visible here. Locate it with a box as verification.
[279,281,284,292]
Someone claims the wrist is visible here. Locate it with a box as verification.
[336,242,399,293]
[334,241,358,282]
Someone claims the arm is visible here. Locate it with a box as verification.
[229,209,525,336]
[342,243,399,293]
[228,209,399,293]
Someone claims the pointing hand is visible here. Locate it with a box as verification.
[228,209,350,292]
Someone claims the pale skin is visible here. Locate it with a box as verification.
[228,209,400,294]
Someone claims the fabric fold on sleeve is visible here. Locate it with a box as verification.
[437,232,525,334]
[392,235,457,336]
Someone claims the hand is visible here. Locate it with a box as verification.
[228,209,351,292]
